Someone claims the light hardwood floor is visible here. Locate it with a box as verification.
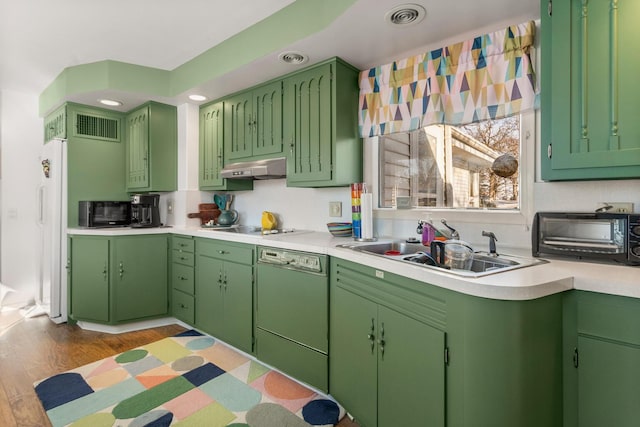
[0,314,358,427]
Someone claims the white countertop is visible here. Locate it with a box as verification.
[68,226,640,301]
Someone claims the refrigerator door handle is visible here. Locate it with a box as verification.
[37,185,45,226]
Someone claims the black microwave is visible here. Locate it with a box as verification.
[532,212,640,266]
[78,201,131,228]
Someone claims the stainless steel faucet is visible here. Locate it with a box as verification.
[482,231,498,255]
[440,219,459,240]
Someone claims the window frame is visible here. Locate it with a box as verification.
[363,110,536,227]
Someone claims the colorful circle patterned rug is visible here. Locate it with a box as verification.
[34,330,344,426]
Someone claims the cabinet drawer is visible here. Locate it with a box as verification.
[197,239,253,264]
[172,250,194,266]
[172,263,194,294]
[172,236,194,253]
[173,289,194,324]
[256,328,328,392]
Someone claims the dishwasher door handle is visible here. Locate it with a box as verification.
[258,259,291,266]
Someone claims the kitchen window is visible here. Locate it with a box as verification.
[363,111,535,224]
[379,115,521,210]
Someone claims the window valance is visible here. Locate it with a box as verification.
[358,21,537,138]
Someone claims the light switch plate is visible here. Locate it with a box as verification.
[329,201,342,217]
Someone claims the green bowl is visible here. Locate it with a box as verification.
[327,222,353,237]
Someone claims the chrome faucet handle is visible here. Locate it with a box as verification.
[440,219,460,240]
[482,231,498,255]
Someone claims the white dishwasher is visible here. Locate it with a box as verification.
[255,246,328,392]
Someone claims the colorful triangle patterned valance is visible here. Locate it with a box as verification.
[359,21,537,138]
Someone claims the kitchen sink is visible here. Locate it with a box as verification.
[337,241,547,278]
[342,241,425,256]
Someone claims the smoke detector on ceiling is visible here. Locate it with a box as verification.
[278,51,308,65]
[385,3,426,26]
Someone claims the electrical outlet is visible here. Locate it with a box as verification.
[599,202,634,213]
[329,201,342,217]
[167,201,173,215]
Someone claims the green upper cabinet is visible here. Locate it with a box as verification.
[43,104,67,142]
[283,57,362,187]
[125,101,177,192]
[224,80,283,162]
[541,0,640,180]
[199,101,252,191]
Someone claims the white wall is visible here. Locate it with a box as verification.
[0,90,43,307]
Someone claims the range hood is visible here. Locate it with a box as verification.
[220,157,286,180]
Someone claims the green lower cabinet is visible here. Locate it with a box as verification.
[563,291,640,427]
[195,239,254,354]
[69,236,110,322]
[330,259,446,427]
[68,234,169,324]
[170,235,195,324]
[112,235,168,322]
[331,286,444,427]
[330,258,563,427]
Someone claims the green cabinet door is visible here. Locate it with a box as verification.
[195,239,254,354]
[577,336,640,427]
[113,235,168,322]
[377,305,445,427]
[44,104,67,141]
[199,102,225,189]
[331,286,378,427]
[195,254,225,337]
[224,81,283,162]
[219,261,253,352]
[125,102,177,191]
[70,236,110,322]
[126,105,149,189]
[331,286,445,427]
[199,102,253,191]
[284,57,362,187]
[284,63,333,184]
[564,291,640,427]
[253,80,283,157]
[542,0,640,180]
[225,91,254,161]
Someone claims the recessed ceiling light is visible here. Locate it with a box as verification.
[385,3,426,26]
[278,51,308,65]
[99,99,123,107]
[189,94,207,102]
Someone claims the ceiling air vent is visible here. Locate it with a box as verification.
[278,51,308,65]
[385,4,426,26]
[74,112,120,142]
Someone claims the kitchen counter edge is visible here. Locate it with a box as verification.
[67,227,639,301]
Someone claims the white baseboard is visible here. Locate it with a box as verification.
[76,317,187,334]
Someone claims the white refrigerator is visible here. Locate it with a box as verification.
[37,138,67,323]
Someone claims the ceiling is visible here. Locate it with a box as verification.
[0,0,540,114]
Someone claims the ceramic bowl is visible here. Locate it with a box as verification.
[327,222,353,237]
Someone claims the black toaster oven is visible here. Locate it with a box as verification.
[532,212,640,265]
